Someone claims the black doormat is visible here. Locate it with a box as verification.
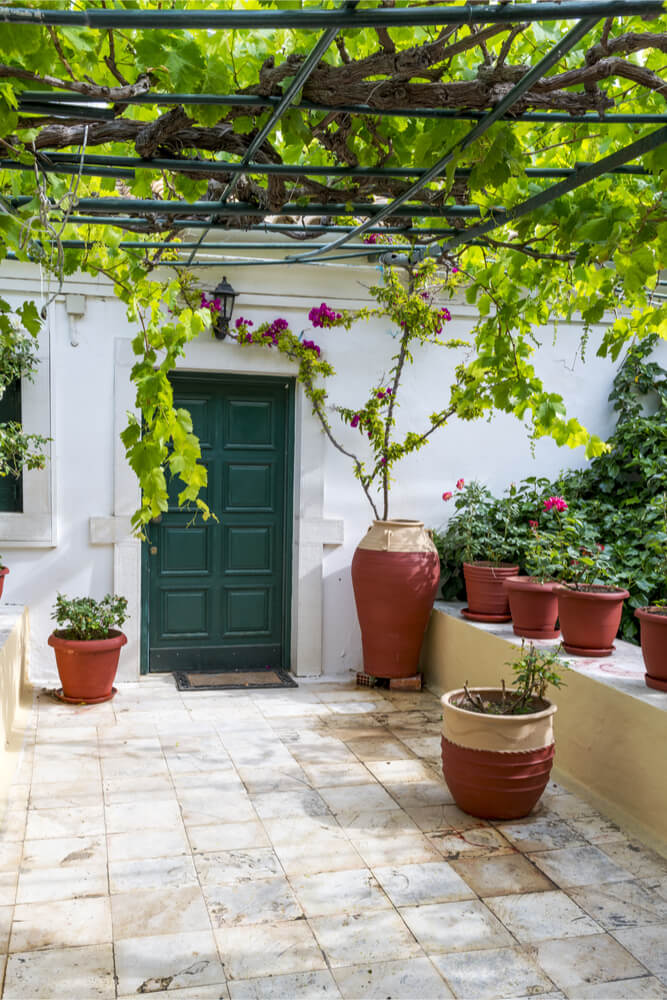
[174,669,298,691]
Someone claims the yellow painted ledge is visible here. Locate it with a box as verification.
[0,607,32,814]
[422,603,667,858]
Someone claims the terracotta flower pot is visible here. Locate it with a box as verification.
[351,520,440,679]
[0,566,8,601]
[556,585,629,657]
[635,606,667,691]
[48,630,127,703]
[440,687,557,820]
[462,562,519,622]
[504,576,560,639]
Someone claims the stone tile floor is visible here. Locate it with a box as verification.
[0,675,665,999]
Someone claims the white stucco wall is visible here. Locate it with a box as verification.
[1,249,663,683]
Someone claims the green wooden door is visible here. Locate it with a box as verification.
[144,373,293,673]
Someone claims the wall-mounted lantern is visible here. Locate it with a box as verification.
[211,276,237,340]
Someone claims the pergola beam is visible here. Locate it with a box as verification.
[1,1,663,29]
[2,154,648,182]
[17,92,667,128]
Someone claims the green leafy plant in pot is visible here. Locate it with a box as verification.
[531,502,629,656]
[441,480,520,622]
[48,594,128,704]
[441,642,566,819]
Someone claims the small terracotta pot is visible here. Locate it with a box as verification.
[48,630,127,703]
[0,566,8,601]
[635,606,667,691]
[556,585,629,657]
[504,576,560,639]
[440,688,556,820]
[462,562,519,621]
[352,520,440,679]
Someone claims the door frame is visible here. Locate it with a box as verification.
[139,372,295,675]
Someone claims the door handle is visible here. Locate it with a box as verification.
[150,546,158,555]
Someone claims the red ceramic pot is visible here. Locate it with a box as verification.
[462,562,519,622]
[635,606,667,691]
[441,737,556,820]
[504,576,560,639]
[48,630,127,703]
[556,585,629,657]
[0,566,8,601]
[440,687,557,820]
[351,520,440,679]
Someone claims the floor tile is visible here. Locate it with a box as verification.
[485,890,602,942]
[611,925,667,980]
[24,805,105,840]
[345,738,413,761]
[118,989,229,1000]
[496,816,587,853]
[449,853,554,897]
[0,870,18,906]
[0,843,25,873]
[187,820,270,854]
[406,803,487,833]
[102,774,175,805]
[9,896,112,952]
[383,780,455,809]
[105,798,184,834]
[0,904,12,950]
[568,880,667,930]
[400,899,513,954]
[107,826,191,863]
[309,909,423,967]
[318,783,399,819]
[568,977,667,998]
[565,812,628,844]
[109,854,198,893]
[333,957,452,999]
[3,943,115,999]
[194,848,283,885]
[237,765,311,797]
[300,762,372,788]
[177,787,258,826]
[204,875,301,926]
[20,835,105,871]
[251,789,331,821]
[598,842,667,879]
[111,885,211,940]
[215,920,324,980]
[289,868,391,917]
[365,759,440,783]
[354,830,442,867]
[16,863,108,905]
[432,946,554,999]
[31,758,100,786]
[29,780,103,811]
[373,861,475,906]
[115,929,225,995]
[228,970,340,999]
[528,845,635,888]
[531,933,649,991]
[429,826,514,859]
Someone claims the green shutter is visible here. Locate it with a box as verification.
[0,379,23,512]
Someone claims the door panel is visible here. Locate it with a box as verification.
[145,374,292,673]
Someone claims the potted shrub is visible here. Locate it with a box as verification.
[533,500,629,656]
[0,561,8,601]
[503,496,567,640]
[48,593,128,703]
[441,643,565,819]
[635,605,667,690]
[440,481,520,622]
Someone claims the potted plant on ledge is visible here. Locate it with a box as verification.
[441,480,520,622]
[48,593,128,704]
[531,500,629,656]
[441,642,565,819]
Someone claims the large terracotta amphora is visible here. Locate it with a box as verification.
[351,520,440,679]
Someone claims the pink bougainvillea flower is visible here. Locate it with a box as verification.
[380,457,387,465]
[235,316,253,329]
[452,266,459,273]
[456,478,465,490]
[309,303,342,328]
[350,414,360,429]
[302,339,321,356]
[529,519,538,528]
[543,496,568,512]
[363,234,378,245]
[442,491,453,501]
[377,391,385,399]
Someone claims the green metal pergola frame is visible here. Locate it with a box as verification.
[2,0,666,271]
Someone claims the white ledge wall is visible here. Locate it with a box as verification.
[2,255,664,683]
